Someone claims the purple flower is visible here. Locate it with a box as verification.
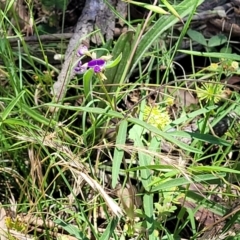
[77,46,88,56]
[87,59,106,73]
[74,58,106,74]
[74,60,87,73]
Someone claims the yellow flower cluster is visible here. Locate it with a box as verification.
[208,63,219,71]
[196,82,224,103]
[231,61,239,71]
[143,105,171,130]
[207,61,239,73]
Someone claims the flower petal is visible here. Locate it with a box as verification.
[74,62,88,74]
[88,59,105,68]
[93,65,102,73]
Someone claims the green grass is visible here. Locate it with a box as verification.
[1,0,240,239]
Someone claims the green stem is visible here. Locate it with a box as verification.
[98,77,114,110]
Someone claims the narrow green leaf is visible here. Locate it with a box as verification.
[135,135,152,191]
[168,130,230,147]
[166,105,217,128]
[161,0,182,22]
[4,119,38,129]
[54,219,89,240]
[186,208,197,236]
[124,0,169,15]
[22,105,55,126]
[126,164,176,172]
[190,166,240,174]
[105,53,122,69]
[130,128,162,190]
[83,68,94,103]
[185,189,229,217]
[143,194,157,240]
[112,119,128,188]
[100,218,119,240]
[1,90,25,121]
[151,173,226,192]
[178,50,240,61]
[189,132,230,146]
[104,31,134,94]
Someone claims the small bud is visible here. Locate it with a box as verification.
[100,55,112,61]
[77,46,89,56]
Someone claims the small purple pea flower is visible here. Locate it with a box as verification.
[87,59,106,73]
[74,58,106,74]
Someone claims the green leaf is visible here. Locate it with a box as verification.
[134,132,153,190]
[54,219,89,240]
[161,0,182,22]
[151,173,226,192]
[166,105,217,129]
[22,105,56,126]
[139,137,161,191]
[192,132,230,146]
[0,91,25,124]
[100,218,119,240]
[4,119,38,129]
[185,190,229,218]
[83,68,94,103]
[105,53,122,69]
[220,46,232,54]
[208,34,227,47]
[178,50,240,61]
[104,31,134,94]
[112,119,128,188]
[126,164,176,172]
[169,131,230,147]
[143,194,156,240]
[123,0,169,15]
[190,166,240,174]
[187,29,207,46]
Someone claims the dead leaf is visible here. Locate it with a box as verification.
[116,183,142,219]
[167,88,198,107]
[13,0,33,35]
[225,75,240,87]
